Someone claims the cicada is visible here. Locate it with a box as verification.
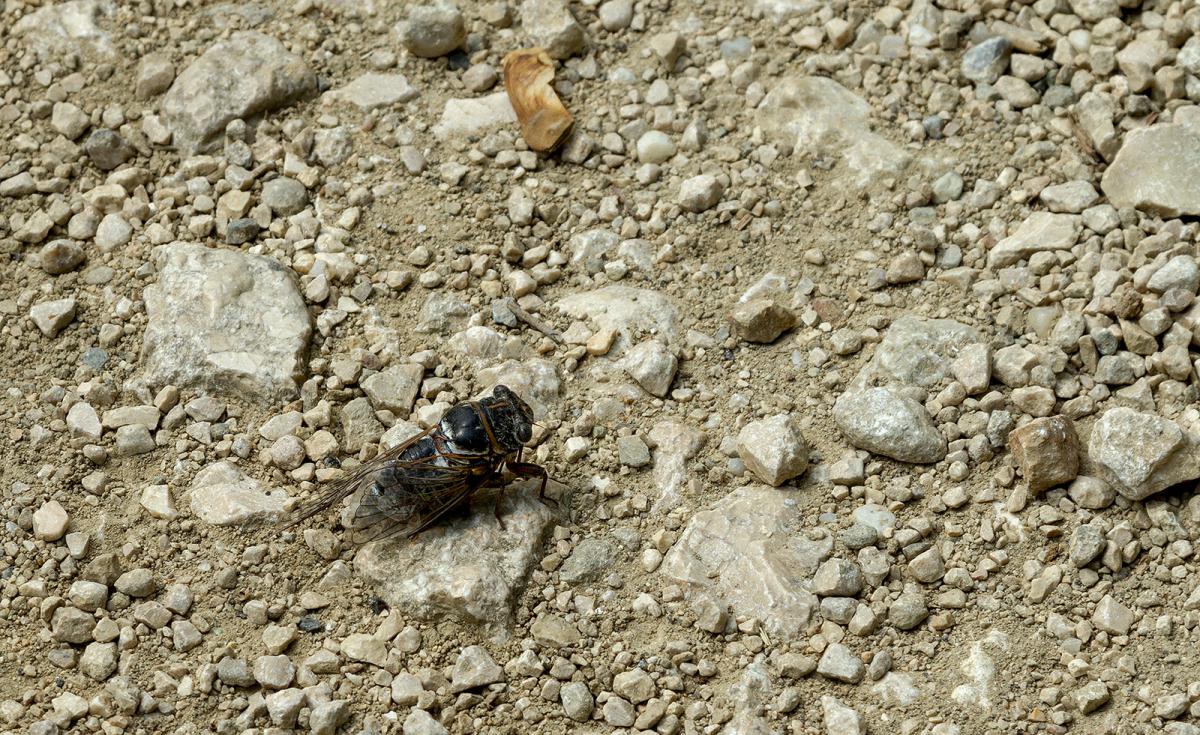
[289,384,549,543]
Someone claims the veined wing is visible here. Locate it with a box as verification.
[283,424,437,527]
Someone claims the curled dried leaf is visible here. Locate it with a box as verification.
[502,48,574,153]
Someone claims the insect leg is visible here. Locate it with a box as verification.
[506,460,555,509]
[493,492,508,531]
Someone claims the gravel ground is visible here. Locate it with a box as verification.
[3,0,1200,734]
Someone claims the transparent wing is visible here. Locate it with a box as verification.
[286,425,498,543]
[283,425,437,528]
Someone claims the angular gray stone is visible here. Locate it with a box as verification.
[834,387,946,463]
[758,76,912,189]
[362,363,424,417]
[1075,680,1110,714]
[190,461,288,526]
[265,688,305,728]
[1088,408,1200,500]
[961,37,1011,84]
[135,53,175,99]
[309,700,349,735]
[85,129,134,171]
[1069,524,1105,567]
[1148,255,1199,295]
[851,315,982,391]
[354,483,553,630]
[560,681,594,721]
[660,485,821,638]
[677,174,725,212]
[449,645,504,692]
[520,0,586,58]
[78,642,117,681]
[888,591,928,630]
[253,655,296,689]
[432,92,517,141]
[817,643,864,683]
[341,634,387,667]
[328,73,418,111]
[30,299,77,337]
[339,396,384,452]
[217,657,255,687]
[821,695,866,735]
[162,32,316,153]
[612,668,655,704]
[1101,124,1200,217]
[812,558,863,597]
[908,547,945,583]
[404,709,448,735]
[52,606,94,644]
[140,242,311,401]
[616,435,651,468]
[988,212,1080,268]
[560,539,616,585]
[621,340,677,397]
[531,613,581,647]
[400,3,466,58]
[1039,181,1099,213]
[737,414,809,486]
[114,568,156,597]
[1091,594,1134,635]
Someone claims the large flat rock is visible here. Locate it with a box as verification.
[660,486,825,638]
[13,0,114,60]
[162,31,316,153]
[556,286,681,354]
[139,243,312,402]
[757,76,912,189]
[1101,123,1200,217]
[354,483,553,634]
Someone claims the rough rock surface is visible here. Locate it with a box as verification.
[162,32,316,153]
[432,93,518,141]
[758,76,912,189]
[12,0,114,60]
[833,387,946,463]
[987,212,1081,267]
[1087,408,1200,500]
[1008,416,1080,493]
[850,315,982,391]
[355,484,553,630]
[736,414,810,486]
[556,286,681,353]
[140,243,312,401]
[327,73,418,112]
[660,486,822,638]
[189,461,288,526]
[1101,124,1200,217]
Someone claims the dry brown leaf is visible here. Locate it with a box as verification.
[502,48,574,153]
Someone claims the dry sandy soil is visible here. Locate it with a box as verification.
[3,0,1200,734]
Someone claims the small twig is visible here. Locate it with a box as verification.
[504,298,562,343]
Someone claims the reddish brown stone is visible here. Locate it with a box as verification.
[1008,415,1080,493]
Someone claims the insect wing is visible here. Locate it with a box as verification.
[345,449,479,544]
[285,425,436,528]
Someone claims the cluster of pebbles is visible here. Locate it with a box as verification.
[3,0,1200,734]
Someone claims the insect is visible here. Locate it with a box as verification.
[288,384,550,543]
